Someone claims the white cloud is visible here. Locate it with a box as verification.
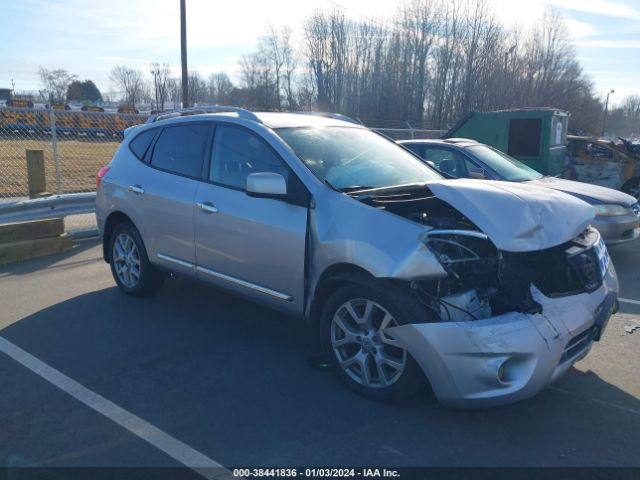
[544,0,640,19]
[575,39,640,48]
[564,18,599,38]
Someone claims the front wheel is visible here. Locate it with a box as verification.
[109,222,164,296]
[622,177,640,201]
[319,281,426,401]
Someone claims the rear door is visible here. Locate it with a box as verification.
[193,123,308,314]
[130,123,210,274]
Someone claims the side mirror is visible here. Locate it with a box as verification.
[469,168,487,179]
[246,172,287,198]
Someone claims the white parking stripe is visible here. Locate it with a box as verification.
[0,336,231,480]
[619,298,640,306]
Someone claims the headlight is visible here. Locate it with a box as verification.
[632,203,640,218]
[593,204,628,217]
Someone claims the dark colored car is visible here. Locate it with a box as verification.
[399,139,640,246]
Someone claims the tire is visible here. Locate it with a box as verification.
[622,177,640,201]
[109,222,164,296]
[319,280,427,402]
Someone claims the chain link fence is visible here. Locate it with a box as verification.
[373,128,446,140]
[0,106,146,230]
[0,106,445,232]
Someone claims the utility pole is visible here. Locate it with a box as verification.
[180,0,189,108]
[10,78,15,97]
[601,89,615,136]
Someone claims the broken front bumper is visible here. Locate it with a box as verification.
[387,263,619,408]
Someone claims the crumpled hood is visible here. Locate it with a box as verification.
[525,176,636,207]
[427,179,595,252]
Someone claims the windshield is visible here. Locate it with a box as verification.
[466,145,543,181]
[276,127,442,190]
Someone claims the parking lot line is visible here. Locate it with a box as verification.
[0,336,229,479]
[619,298,640,306]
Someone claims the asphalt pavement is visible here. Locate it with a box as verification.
[1,238,639,473]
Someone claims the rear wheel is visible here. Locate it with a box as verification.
[109,222,164,296]
[320,281,426,401]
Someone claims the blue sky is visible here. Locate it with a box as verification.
[0,0,638,105]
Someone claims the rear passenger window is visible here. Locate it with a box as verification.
[129,129,157,160]
[150,124,209,178]
[210,125,289,190]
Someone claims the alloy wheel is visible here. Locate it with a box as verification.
[331,298,407,388]
[112,233,141,288]
[628,180,640,200]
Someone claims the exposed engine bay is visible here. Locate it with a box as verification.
[356,185,607,322]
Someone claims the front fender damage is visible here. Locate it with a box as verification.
[386,274,618,407]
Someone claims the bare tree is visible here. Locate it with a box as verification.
[110,65,145,107]
[38,67,76,104]
[262,25,298,109]
[94,0,609,134]
[188,71,207,105]
[150,62,172,111]
[239,50,277,109]
[207,72,234,104]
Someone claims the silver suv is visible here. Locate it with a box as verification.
[96,107,619,407]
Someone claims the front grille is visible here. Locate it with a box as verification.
[560,326,597,364]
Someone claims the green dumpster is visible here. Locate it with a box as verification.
[444,108,569,176]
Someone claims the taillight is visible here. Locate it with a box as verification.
[96,166,110,188]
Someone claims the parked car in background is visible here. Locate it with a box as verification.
[96,107,618,408]
[399,138,640,246]
[566,135,640,200]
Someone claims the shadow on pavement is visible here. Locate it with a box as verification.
[1,276,639,467]
[0,238,102,277]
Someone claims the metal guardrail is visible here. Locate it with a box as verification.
[0,192,96,225]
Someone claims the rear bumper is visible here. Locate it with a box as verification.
[593,213,640,245]
[387,262,619,408]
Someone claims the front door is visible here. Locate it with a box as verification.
[194,124,308,314]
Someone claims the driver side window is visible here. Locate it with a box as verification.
[423,148,465,178]
[210,125,289,190]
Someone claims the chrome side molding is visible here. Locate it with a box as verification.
[196,265,293,302]
[157,253,194,269]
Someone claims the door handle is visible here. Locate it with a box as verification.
[196,201,219,214]
[128,185,145,195]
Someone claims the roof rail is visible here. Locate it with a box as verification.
[293,111,362,125]
[146,106,262,124]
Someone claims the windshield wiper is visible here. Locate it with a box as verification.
[323,180,376,193]
[337,185,376,193]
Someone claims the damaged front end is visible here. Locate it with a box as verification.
[414,227,612,325]
[354,180,619,407]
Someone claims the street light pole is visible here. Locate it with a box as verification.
[601,89,614,136]
[180,0,189,108]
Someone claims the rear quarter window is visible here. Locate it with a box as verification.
[129,129,157,160]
